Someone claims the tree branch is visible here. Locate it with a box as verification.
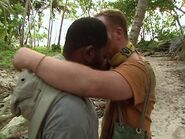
[174,5,185,14]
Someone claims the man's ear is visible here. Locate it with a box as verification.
[83,45,95,63]
[115,27,123,40]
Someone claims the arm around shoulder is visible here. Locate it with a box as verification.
[13,47,45,71]
[36,56,133,100]
[13,48,133,101]
[85,70,133,100]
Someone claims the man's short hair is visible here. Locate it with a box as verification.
[63,17,108,55]
[95,9,128,39]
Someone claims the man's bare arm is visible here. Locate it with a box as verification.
[13,48,133,100]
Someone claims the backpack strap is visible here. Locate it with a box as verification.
[139,61,152,130]
[29,85,65,139]
[29,54,66,139]
[116,61,154,133]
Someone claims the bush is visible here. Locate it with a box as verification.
[136,40,159,52]
[33,46,61,56]
[0,46,61,69]
[0,39,12,50]
[51,44,61,52]
[0,47,18,68]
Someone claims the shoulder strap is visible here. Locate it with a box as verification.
[117,61,153,130]
[139,61,152,129]
[117,102,124,125]
[29,54,66,139]
[29,85,65,139]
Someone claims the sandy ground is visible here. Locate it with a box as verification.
[148,56,185,139]
[0,56,185,138]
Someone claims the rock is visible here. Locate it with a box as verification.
[172,126,185,139]
[0,69,19,133]
[143,51,153,56]
[169,36,185,53]
[156,41,171,52]
[90,98,107,118]
[0,116,28,138]
[0,114,13,130]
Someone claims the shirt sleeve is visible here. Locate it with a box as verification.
[113,61,148,105]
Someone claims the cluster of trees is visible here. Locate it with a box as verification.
[0,0,184,51]
[112,0,185,42]
[0,0,109,49]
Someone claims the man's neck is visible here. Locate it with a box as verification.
[120,38,128,50]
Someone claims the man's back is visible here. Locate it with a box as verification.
[11,69,98,139]
[41,94,98,139]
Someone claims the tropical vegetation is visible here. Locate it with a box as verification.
[0,0,185,68]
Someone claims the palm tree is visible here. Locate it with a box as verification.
[47,0,54,48]
[20,0,31,47]
[129,0,148,45]
[47,0,66,48]
[57,0,68,46]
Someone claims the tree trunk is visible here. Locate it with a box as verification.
[57,0,68,46]
[172,9,184,36]
[129,0,148,45]
[25,5,34,47]
[47,0,53,48]
[49,19,54,47]
[20,0,30,47]
[47,15,52,48]
[47,18,54,48]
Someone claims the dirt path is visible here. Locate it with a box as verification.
[147,56,185,139]
[0,56,185,138]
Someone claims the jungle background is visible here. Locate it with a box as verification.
[0,0,185,138]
